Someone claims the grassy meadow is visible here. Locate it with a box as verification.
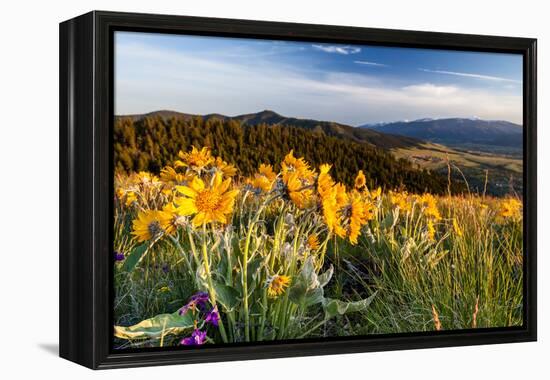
[390,142,523,197]
[113,147,523,348]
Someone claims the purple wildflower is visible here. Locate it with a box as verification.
[204,306,220,327]
[114,251,125,261]
[180,329,207,346]
[178,292,210,315]
[190,292,209,303]
[162,263,170,274]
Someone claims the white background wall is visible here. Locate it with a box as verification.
[0,0,546,377]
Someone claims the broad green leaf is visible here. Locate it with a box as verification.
[212,281,241,311]
[318,265,334,288]
[288,282,308,305]
[301,257,317,287]
[303,287,324,307]
[114,311,194,340]
[122,244,147,272]
[322,291,377,319]
[288,259,325,307]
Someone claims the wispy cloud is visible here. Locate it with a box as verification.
[419,68,521,83]
[312,44,361,55]
[354,60,387,67]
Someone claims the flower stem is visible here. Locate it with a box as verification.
[200,223,229,343]
[297,318,327,339]
[187,229,201,268]
[168,234,193,277]
[242,195,277,342]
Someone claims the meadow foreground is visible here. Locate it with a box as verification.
[113,147,523,348]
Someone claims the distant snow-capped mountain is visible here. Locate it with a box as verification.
[359,117,522,149]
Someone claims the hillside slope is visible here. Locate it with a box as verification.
[114,114,464,195]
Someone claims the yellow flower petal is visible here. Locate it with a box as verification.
[175,185,197,198]
[175,197,198,216]
[189,176,205,192]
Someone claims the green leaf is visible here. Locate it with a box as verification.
[288,258,326,307]
[212,281,241,311]
[288,282,307,305]
[300,257,317,287]
[303,287,324,307]
[122,244,148,272]
[318,265,334,288]
[247,256,265,283]
[322,291,377,319]
[218,252,230,283]
[114,311,194,340]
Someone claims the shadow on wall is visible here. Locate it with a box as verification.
[38,343,59,356]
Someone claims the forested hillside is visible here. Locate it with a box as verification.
[114,115,465,194]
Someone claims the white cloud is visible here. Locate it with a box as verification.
[354,60,387,67]
[419,68,521,83]
[312,44,361,54]
[402,83,459,97]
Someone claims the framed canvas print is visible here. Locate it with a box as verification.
[59,11,537,369]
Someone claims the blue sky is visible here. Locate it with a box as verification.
[115,31,523,125]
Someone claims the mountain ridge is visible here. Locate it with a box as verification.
[117,109,424,150]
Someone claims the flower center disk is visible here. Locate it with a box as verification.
[195,189,221,212]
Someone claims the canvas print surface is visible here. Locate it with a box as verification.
[112,31,524,349]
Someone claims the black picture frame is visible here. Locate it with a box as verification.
[59,10,537,369]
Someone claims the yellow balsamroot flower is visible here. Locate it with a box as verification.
[348,192,375,245]
[354,170,367,190]
[175,146,214,171]
[420,193,441,220]
[335,183,349,207]
[285,171,314,209]
[137,171,160,185]
[124,191,137,206]
[160,165,188,185]
[213,156,237,177]
[322,189,347,239]
[370,186,382,200]
[159,202,187,234]
[249,163,277,192]
[427,220,436,241]
[175,172,239,227]
[390,191,412,212]
[499,198,522,220]
[277,152,315,209]
[132,209,171,242]
[281,150,315,184]
[317,165,347,238]
[267,275,291,298]
[317,164,334,198]
[307,234,321,250]
[116,188,137,206]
